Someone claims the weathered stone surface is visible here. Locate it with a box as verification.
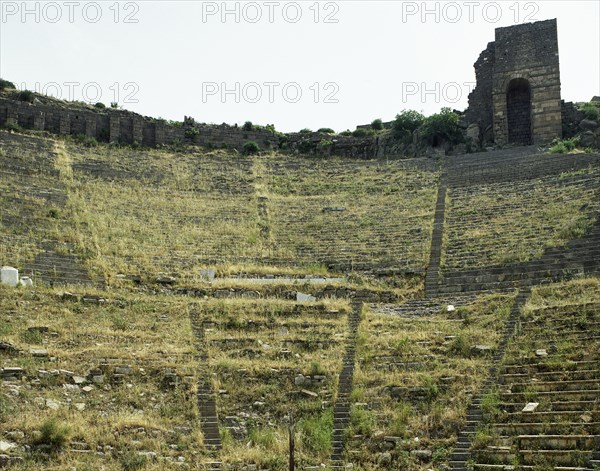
[522,402,539,412]
[30,349,49,357]
[467,19,562,145]
[200,269,216,281]
[579,119,599,131]
[296,292,316,302]
[471,344,493,355]
[0,441,16,452]
[19,276,33,287]
[466,123,480,143]
[0,266,18,287]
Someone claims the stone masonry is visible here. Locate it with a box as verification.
[466,19,562,146]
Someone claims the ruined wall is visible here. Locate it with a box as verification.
[466,19,562,146]
[492,19,562,145]
[465,41,495,143]
[0,93,279,151]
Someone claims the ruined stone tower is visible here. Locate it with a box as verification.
[466,19,562,146]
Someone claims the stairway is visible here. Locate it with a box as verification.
[331,302,362,469]
[450,293,600,470]
[448,287,531,471]
[188,304,223,464]
[425,171,447,298]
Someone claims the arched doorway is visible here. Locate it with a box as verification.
[506,78,532,145]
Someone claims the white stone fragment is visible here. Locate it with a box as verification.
[1,267,19,287]
[296,292,316,302]
[447,305,455,312]
[19,276,33,287]
[522,402,539,413]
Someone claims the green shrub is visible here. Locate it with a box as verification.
[393,109,424,142]
[310,361,326,376]
[393,337,412,355]
[111,315,129,331]
[110,102,119,109]
[242,121,253,131]
[480,389,501,420]
[120,451,147,470]
[298,140,316,154]
[318,139,333,151]
[352,128,371,137]
[579,101,600,121]
[299,128,312,134]
[421,107,462,146]
[549,137,579,154]
[0,79,16,91]
[349,406,375,436]
[47,208,60,219]
[339,130,352,137]
[243,141,260,155]
[94,102,106,109]
[371,118,384,130]
[298,410,333,455]
[249,428,276,448]
[448,335,471,357]
[18,90,35,103]
[422,375,439,400]
[20,329,43,344]
[184,127,199,138]
[3,122,21,132]
[35,418,71,451]
[317,127,335,134]
[472,428,495,449]
[73,134,98,148]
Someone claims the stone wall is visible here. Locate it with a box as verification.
[466,19,562,146]
[0,92,279,151]
[465,41,495,144]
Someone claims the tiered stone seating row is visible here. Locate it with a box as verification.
[444,170,600,271]
[70,144,256,195]
[0,286,207,468]
[344,294,515,469]
[466,282,600,470]
[194,299,350,468]
[266,157,439,272]
[446,147,600,187]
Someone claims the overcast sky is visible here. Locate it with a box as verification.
[1,1,599,132]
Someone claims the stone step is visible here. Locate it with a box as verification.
[489,422,600,435]
[499,369,600,383]
[517,434,600,450]
[509,379,600,393]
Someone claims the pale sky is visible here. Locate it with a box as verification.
[1,0,599,132]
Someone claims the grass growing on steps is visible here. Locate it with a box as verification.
[444,168,600,269]
[347,293,515,470]
[0,284,205,469]
[193,297,349,468]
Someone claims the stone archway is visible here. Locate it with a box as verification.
[506,78,532,145]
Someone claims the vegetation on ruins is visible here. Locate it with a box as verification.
[0,78,16,91]
[548,136,580,154]
[18,90,35,104]
[317,127,335,134]
[370,119,384,131]
[578,100,600,121]
[242,140,260,155]
[0,103,598,469]
[392,109,424,142]
[420,107,463,146]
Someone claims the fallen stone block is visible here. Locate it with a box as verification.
[296,292,316,302]
[0,267,19,287]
